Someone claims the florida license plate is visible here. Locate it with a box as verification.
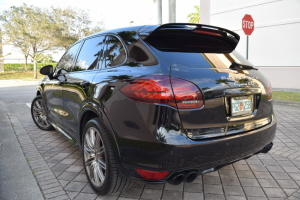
[231,96,252,116]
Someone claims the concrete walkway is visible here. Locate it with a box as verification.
[0,83,44,200]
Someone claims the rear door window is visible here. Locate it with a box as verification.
[103,36,126,68]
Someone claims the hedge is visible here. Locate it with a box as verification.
[4,63,57,72]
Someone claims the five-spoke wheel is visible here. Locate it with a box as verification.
[31,95,53,130]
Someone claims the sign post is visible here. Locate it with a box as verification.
[242,14,254,59]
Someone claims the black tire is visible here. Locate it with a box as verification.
[31,95,54,131]
[82,118,132,195]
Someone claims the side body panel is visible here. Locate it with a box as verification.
[42,78,64,128]
[62,70,98,141]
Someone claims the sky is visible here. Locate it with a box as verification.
[1,0,200,61]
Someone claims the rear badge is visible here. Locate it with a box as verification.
[221,76,258,80]
[221,76,258,87]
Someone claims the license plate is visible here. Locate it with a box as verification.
[231,96,252,116]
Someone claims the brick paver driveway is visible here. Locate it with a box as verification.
[7,101,300,200]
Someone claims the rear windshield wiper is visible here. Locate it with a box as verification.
[229,61,257,70]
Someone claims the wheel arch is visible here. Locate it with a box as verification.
[79,104,121,157]
[36,85,44,97]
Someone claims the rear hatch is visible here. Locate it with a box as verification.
[142,23,273,139]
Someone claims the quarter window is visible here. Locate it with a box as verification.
[103,36,126,68]
[56,42,81,72]
[74,36,106,71]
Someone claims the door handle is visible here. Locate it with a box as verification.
[80,81,90,89]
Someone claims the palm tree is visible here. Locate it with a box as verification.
[153,0,162,24]
[0,29,3,72]
[169,0,176,23]
[154,0,176,23]
[187,5,200,24]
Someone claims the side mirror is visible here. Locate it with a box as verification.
[40,65,53,75]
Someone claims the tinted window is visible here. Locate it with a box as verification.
[74,36,106,71]
[153,50,253,68]
[128,39,158,66]
[146,33,233,53]
[103,36,126,68]
[56,42,81,72]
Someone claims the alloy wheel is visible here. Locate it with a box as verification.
[84,127,106,187]
[32,99,50,128]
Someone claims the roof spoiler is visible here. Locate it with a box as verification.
[141,23,240,53]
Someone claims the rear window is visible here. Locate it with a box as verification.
[146,33,234,53]
[149,50,254,69]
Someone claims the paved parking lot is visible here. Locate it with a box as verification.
[1,82,300,200]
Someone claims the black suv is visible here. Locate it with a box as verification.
[31,23,276,195]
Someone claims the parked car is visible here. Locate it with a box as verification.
[31,23,276,195]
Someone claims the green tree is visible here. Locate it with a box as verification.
[35,54,56,63]
[51,7,104,50]
[0,4,104,78]
[187,5,200,24]
[0,4,57,78]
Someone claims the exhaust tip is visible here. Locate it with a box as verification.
[166,174,184,185]
[185,171,198,183]
[173,174,184,185]
[260,142,273,153]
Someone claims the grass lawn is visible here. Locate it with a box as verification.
[272,91,300,103]
[0,72,44,81]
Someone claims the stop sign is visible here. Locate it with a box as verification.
[242,14,254,35]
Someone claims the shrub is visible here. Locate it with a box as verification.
[4,63,57,72]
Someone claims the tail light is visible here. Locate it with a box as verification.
[170,77,203,109]
[120,75,203,109]
[193,29,224,37]
[136,169,169,180]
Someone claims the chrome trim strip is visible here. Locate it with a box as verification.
[50,123,78,145]
[187,115,273,140]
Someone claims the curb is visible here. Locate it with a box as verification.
[273,88,300,93]
[0,80,39,87]
[0,79,39,83]
[273,100,300,106]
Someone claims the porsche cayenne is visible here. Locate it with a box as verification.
[31,23,276,194]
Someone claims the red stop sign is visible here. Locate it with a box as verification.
[242,14,254,35]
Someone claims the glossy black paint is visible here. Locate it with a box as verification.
[35,23,276,184]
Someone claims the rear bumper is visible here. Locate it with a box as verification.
[117,114,277,183]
